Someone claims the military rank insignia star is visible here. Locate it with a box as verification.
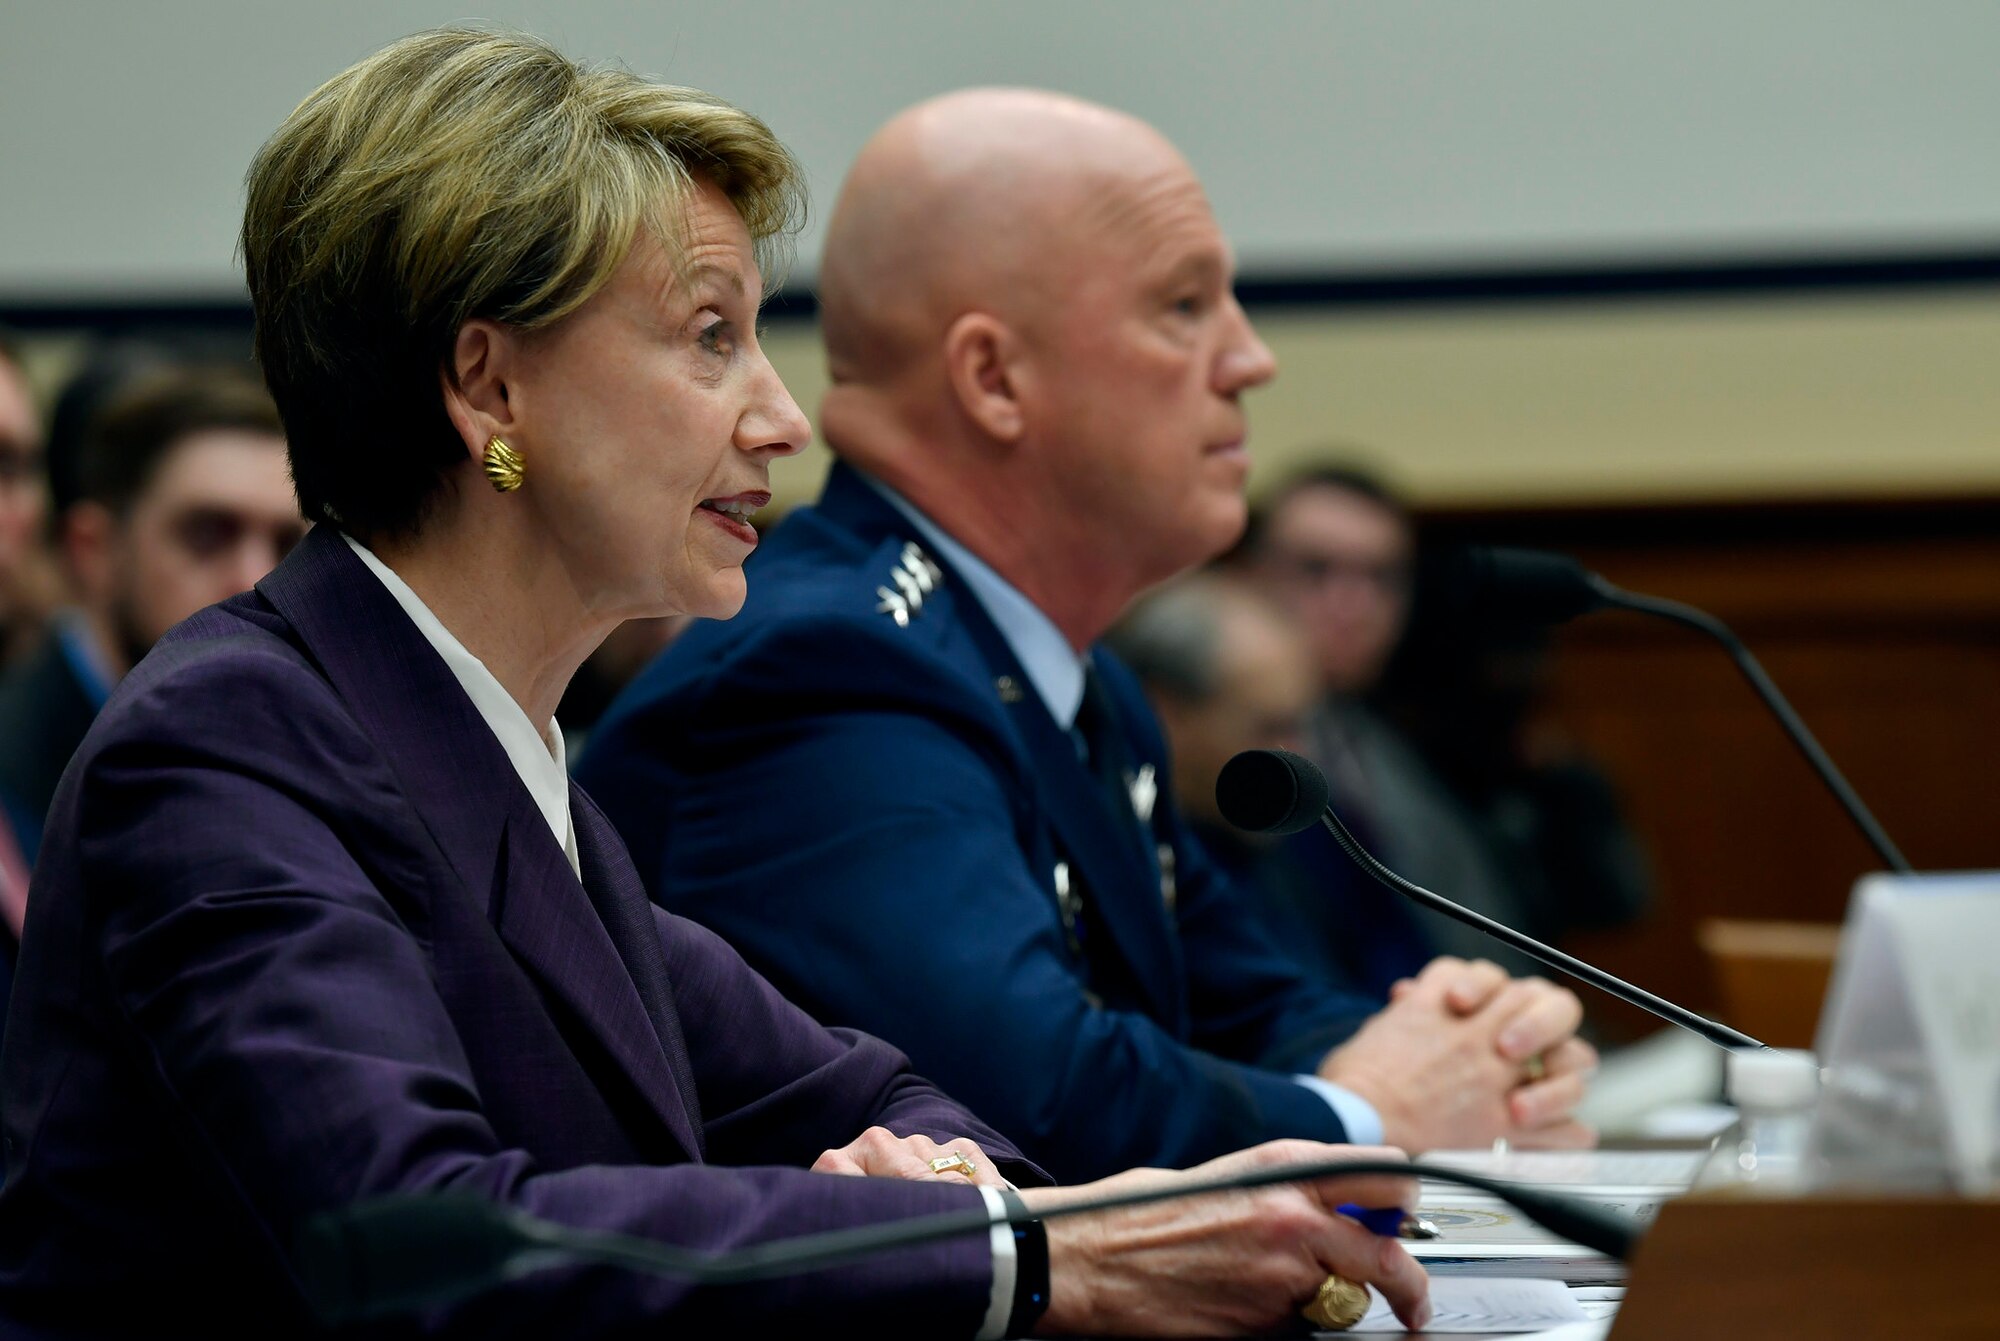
[1053,860,1081,956]
[1126,763,1157,825]
[876,541,944,627]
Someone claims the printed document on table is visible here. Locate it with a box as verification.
[1500,1324,1611,1341]
[1421,1147,1703,1193]
[1416,1189,1668,1245]
[1346,1277,1587,1333]
[1405,1240,1624,1286]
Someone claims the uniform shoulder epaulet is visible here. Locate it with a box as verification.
[874,540,945,628]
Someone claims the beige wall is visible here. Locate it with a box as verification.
[761,287,2000,510]
[17,285,1999,513]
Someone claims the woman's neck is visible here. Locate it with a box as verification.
[363,501,613,728]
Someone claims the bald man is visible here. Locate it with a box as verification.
[580,90,1597,1183]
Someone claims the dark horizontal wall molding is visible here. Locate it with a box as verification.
[0,299,258,336]
[1412,491,2000,548]
[1233,249,2000,308]
[8,248,2000,333]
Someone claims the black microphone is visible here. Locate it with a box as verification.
[297,1157,1640,1325]
[1216,748,1766,1051]
[1435,545,1911,874]
[1441,546,1617,626]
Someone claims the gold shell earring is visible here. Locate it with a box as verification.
[483,436,525,493]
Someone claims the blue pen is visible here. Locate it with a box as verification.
[1335,1203,1407,1237]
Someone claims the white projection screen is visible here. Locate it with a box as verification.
[3,0,1998,302]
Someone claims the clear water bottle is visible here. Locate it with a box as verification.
[1696,1048,1821,1190]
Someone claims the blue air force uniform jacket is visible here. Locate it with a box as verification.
[579,464,1380,1182]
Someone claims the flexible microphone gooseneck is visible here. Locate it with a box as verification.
[1442,546,1911,874]
[1216,748,1766,1051]
[298,1157,1639,1325]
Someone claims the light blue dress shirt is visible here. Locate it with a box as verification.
[55,610,118,711]
[866,474,1383,1147]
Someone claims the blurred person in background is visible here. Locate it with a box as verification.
[1382,592,1655,967]
[1249,464,1648,977]
[0,333,53,668]
[0,366,301,874]
[41,339,189,543]
[1108,574,1434,999]
[0,332,51,990]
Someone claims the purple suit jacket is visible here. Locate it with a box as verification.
[0,526,1040,1338]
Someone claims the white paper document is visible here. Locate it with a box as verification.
[1400,1186,1643,1286]
[1345,1277,1588,1333]
[1404,1240,1623,1286]
[1504,1324,1611,1341]
[1420,1148,1702,1191]
[1415,1190,1667,1246]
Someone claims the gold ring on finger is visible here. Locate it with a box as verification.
[928,1152,978,1178]
[1301,1273,1371,1330]
[1521,1052,1548,1084]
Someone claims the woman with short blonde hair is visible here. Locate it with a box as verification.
[0,28,1428,1338]
[242,26,804,541]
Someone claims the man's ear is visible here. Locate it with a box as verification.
[438,318,522,466]
[942,312,1027,444]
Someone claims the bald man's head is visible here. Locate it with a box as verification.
[817,89,1277,649]
[820,88,1191,388]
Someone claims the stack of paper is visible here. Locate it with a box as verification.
[1421,1147,1704,1190]
[1346,1277,1588,1333]
[1404,1147,1703,1287]
[1407,1237,1625,1287]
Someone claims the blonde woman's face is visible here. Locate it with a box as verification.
[501,180,810,621]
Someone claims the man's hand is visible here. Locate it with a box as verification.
[810,1126,1013,1189]
[1324,957,1597,1152]
[1022,1141,1431,1336]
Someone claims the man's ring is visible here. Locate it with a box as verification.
[1521,1053,1548,1084]
[1302,1273,1371,1330]
[929,1152,978,1178]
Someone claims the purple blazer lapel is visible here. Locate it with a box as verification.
[253,527,703,1158]
[571,787,704,1157]
[491,805,705,1160]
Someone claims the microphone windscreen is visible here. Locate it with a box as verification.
[1216,749,1328,836]
[1434,546,1608,627]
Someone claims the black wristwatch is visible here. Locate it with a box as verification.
[996,1188,1050,1337]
